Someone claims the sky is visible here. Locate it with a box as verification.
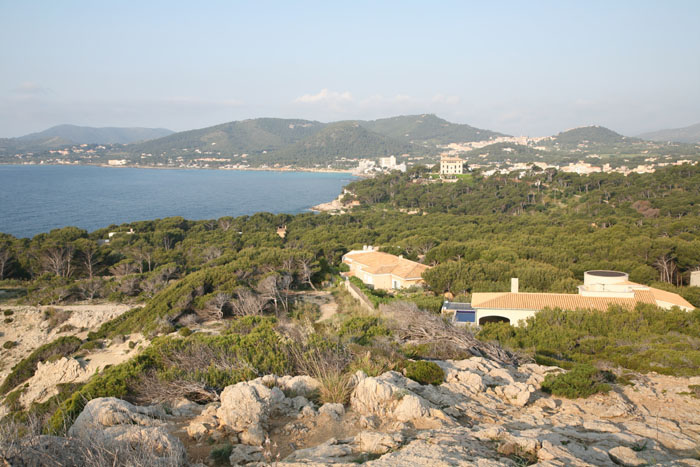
[1,0,699,138]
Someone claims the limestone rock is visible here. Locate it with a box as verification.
[216,380,284,444]
[351,372,449,425]
[278,375,321,399]
[494,382,535,407]
[68,397,186,466]
[20,357,89,407]
[319,402,345,420]
[1,435,87,467]
[354,431,404,455]
[608,446,647,466]
[284,438,355,463]
[229,444,264,465]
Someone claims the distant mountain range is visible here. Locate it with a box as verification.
[18,124,174,145]
[3,117,698,169]
[638,123,700,144]
[120,115,502,163]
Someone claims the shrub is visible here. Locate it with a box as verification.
[58,323,77,333]
[348,349,398,377]
[290,301,321,322]
[80,340,104,351]
[178,327,193,337]
[128,341,136,349]
[338,316,390,345]
[2,341,18,350]
[404,360,445,385]
[0,336,82,395]
[291,342,352,404]
[541,363,612,398]
[43,308,72,330]
[476,306,700,377]
[3,310,13,316]
[4,318,12,324]
[47,318,291,432]
[210,443,233,463]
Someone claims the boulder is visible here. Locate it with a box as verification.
[354,431,404,455]
[68,397,186,466]
[229,444,264,465]
[278,375,321,399]
[283,438,354,463]
[1,435,88,467]
[216,380,284,444]
[351,372,449,425]
[494,382,535,407]
[319,402,345,420]
[608,446,647,467]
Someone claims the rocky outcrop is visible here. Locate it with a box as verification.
[216,379,286,445]
[0,435,88,467]
[68,397,186,466]
[19,357,89,407]
[350,371,453,427]
[38,357,700,466]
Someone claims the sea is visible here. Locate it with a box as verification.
[0,165,355,238]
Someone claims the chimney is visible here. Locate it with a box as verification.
[511,278,519,294]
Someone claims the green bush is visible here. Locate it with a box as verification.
[541,363,612,398]
[0,336,82,395]
[404,360,445,385]
[2,341,18,350]
[178,327,193,337]
[338,315,390,345]
[290,301,321,322]
[3,310,13,316]
[80,340,104,351]
[476,306,700,376]
[210,443,233,463]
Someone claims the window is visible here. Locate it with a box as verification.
[454,311,476,323]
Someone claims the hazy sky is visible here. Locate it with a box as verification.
[1,1,699,137]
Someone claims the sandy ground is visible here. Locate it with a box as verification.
[0,303,138,384]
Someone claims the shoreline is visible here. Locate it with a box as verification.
[0,162,355,175]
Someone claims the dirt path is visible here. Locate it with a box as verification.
[296,291,339,323]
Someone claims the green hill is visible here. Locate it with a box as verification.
[18,125,174,145]
[268,121,427,165]
[550,126,633,145]
[128,118,325,157]
[360,114,507,143]
[639,123,700,144]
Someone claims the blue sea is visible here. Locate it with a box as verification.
[0,165,354,238]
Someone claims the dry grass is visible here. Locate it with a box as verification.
[290,343,353,404]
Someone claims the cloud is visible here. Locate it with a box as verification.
[294,88,353,105]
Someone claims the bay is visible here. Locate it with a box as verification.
[0,165,354,238]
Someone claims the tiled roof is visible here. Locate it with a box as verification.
[343,251,430,280]
[471,290,657,312]
[647,287,694,309]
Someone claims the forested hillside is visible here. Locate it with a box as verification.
[18,125,174,145]
[359,114,506,144]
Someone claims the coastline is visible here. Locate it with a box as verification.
[0,162,355,175]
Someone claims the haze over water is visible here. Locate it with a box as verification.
[0,165,353,238]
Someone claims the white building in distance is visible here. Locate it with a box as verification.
[440,155,465,176]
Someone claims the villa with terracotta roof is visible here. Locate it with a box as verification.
[444,271,694,326]
[342,246,430,291]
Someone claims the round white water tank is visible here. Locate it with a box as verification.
[584,270,628,286]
